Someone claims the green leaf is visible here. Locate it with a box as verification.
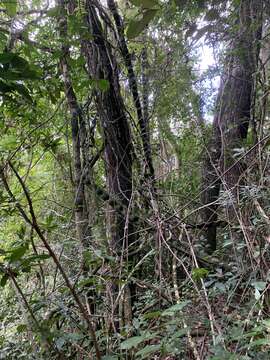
[47,6,61,17]
[171,328,189,338]
[192,267,209,280]
[262,319,270,330]
[0,68,40,80]
[30,254,51,261]
[0,274,9,287]
[127,9,158,39]
[0,79,13,93]
[22,254,51,266]
[136,344,161,358]
[8,245,28,262]
[0,52,17,64]
[121,332,157,350]
[242,338,270,349]
[2,0,17,17]
[161,300,190,316]
[143,310,161,319]
[94,79,109,91]
[17,324,27,333]
[0,134,18,151]
[130,0,160,9]
[0,53,41,80]
[252,281,266,291]
[255,288,261,300]
[77,277,96,288]
[10,54,29,70]
[120,336,144,350]
[0,79,32,101]
[12,83,32,102]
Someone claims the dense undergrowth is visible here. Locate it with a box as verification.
[0,0,270,359]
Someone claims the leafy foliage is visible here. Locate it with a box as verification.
[0,0,269,359]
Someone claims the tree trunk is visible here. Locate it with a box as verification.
[201,0,263,252]
[58,0,90,252]
[107,0,155,181]
[83,1,133,253]
[82,0,134,329]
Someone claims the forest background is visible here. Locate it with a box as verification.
[0,0,270,359]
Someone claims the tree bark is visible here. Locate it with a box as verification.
[81,0,135,330]
[58,0,90,251]
[107,0,155,181]
[201,0,263,252]
[82,1,133,254]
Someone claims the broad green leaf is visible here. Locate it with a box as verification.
[0,134,18,150]
[143,310,161,319]
[0,79,13,93]
[171,328,189,338]
[8,245,28,262]
[136,344,161,358]
[161,300,190,316]
[0,80,32,101]
[262,319,270,331]
[127,9,158,39]
[242,338,270,349]
[252,281,266,291]
[77,277,96,288]
[21,254,51,267]
[121,332,157,350]
[9,54,29,69]
[0,68,40,80]
[0,52,17,64]
[130,0,160,9]
[120,335,144,350]
[17,324,27,333]
[12,83,32,102]
[255,288,261,300]
[2,0,17,17]
[31,254,51,261]
[0,274,9,287]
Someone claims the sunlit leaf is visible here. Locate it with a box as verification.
[136,344,161,358]
[8,245,28,262]
[121,336,145,350]
[192,267,209,280]
[161,300,190,316]
[127,9,158,39]
[130,0,160,9]
[121,332,157,350]
[2,0,17,17]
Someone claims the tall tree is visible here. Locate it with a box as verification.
[82,0,133,253]
[107,0,155,182]
[201,0,263,252]
[81,0,135,328]
[58,0,90,252]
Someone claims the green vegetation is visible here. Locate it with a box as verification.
[0,0,269,359]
